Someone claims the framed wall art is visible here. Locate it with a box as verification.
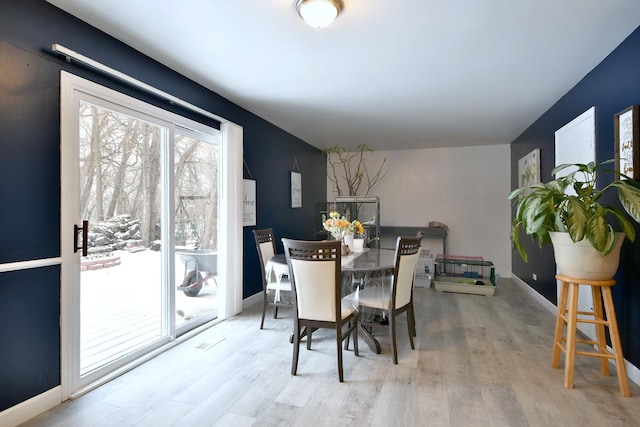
[290,171,302,208]
[518,148,540,189]
[614,105,640,180]
[243,178,256,226]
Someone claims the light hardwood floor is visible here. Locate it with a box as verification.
[20,279,640,426]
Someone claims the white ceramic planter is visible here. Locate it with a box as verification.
[549,231,624,280]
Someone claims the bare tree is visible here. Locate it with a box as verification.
[139,124,161,246]
[105,120,139,219]
[78,101,220,251]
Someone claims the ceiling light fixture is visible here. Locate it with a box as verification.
[296,0,343,29]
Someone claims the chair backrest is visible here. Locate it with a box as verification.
[253,228,276,287]
[392,236,421,309]
[282,239,342,322]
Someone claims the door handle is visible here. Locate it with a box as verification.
[74,220,88,257]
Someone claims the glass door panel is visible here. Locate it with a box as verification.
[174,131,219,328]
[78,101,166,376]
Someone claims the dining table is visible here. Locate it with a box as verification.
[267,247,397,354]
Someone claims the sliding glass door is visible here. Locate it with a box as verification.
[61,72,232,397]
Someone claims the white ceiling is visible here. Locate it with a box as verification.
[47,0,640,151]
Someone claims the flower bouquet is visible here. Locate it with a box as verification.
[322,211,364,238]
[322,212,365,253]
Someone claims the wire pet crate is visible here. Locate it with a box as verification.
[434,255,497,296]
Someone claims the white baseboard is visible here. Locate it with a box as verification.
[243,291,262,309]
[511,274,558,315]
[511,273,640,387]
[0,386,62,427]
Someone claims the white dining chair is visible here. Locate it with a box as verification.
[253,228,292,329]
[282,238,359,382]
[344,236,421,364]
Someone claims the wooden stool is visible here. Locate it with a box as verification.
[552,274,630,396]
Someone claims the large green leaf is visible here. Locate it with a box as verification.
[588,223,616,255]
[564,196,587,241]
[525,212,547,235]
[511,226,528,262]
[554,210,567,232]
[507,187,525,201]
[547,179,568,194]
[586,213,608,252]
[522,198,543,233]
[606,206,636,242]
[616,183,640,223]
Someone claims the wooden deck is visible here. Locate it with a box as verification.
[80,249,217,375]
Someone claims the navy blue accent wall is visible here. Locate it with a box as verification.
[242,124,326,297]
[0,0,326,411]
[0,266,60,410]
[0,41,60,263]
[511,26,640,369]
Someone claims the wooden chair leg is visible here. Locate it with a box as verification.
[564,282,579,389]
[407,306,415,350]
[409,304,416,337]
[292,322,300,376]
[552,280,569,368]
[273,305,279,319]
[591,285,609,376]
[602,287,631,397]
[260,293,268,329]
[344,328,350,350]
[336,329,344,382]
[307,327,313,350]
[389,314,398,364]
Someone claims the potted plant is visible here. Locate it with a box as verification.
[508,159,640,279]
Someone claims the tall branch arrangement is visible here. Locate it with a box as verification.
[324,144,388,196]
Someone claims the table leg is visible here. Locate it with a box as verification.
[358,324,381,354]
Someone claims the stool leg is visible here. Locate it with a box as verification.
[601,287,630,397]
[552,280,569,369]
[591,285,609,376]
[564,282,579,389]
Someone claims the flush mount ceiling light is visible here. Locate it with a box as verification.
[296,0,343,29]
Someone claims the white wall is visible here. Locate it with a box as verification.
[327,144,512,278]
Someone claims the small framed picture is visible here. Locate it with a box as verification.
[614,105,640,179]
[518,148,540,188]
[290,171,302,208]
[243,179,256,226]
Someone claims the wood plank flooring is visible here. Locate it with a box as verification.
[20,279,640,426]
